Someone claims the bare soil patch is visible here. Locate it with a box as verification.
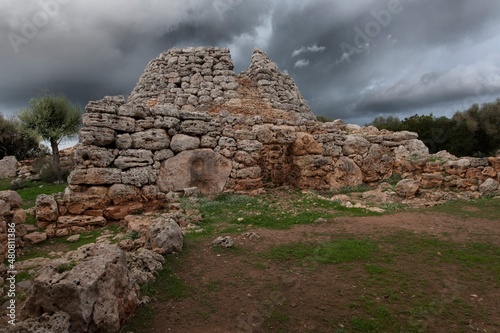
[132,208,500,333]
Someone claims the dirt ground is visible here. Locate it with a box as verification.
[139,211,500,333]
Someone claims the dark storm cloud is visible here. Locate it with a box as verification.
[263,0,500,123]
[0,0,499,126]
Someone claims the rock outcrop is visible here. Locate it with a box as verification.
[22,243,138,333]
[37,46,499,232]
[0,157,18,179]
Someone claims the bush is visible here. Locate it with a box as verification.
[0,114,48,160]
[33,157,71,183]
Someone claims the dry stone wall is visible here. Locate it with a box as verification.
[50,46,499,232]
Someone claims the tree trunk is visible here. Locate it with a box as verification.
[50,139,62,182]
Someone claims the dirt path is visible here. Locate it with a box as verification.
[138,212,499,333]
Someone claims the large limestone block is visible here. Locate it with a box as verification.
[326,157,364,189]
[107,184,141,205]
[170,134,200,153]
[78,126,116,146]
[342,135,371,156]
[158,149,232,194]
[114,149,153,170]
[122,166,158,187]
[35,194,59,222]
[68,168,122,185]
[291,133,323,156]
[82,113,135,132]
[74,146,116,168]
[57,215,107,228]
[63,185,111,214]
[131,129,170,150]
[22,243,138,333]
[0,156,19,178]
[358,145,394,182]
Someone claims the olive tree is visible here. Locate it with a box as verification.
[19,92,82,181]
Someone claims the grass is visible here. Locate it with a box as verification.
[263,239,378,264]
[196,191,377,232]
[0,178,67,209]
[16,181,67,208]
[256,230,500,332]
[425,197,500,220]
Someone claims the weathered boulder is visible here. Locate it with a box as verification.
[23,231,48,245]
[326,157,364,189]
[126,248,165,285]
[212,236,234,248]
[63,186,110,215]
[0,190,22,208]
[78,126,116,146]
[357,145,394,182]
[342,135,371,156]
[170,134,201,153]
[291,133,323,156]
[68,168,122,185]
[158,149,232,194]
[35,194,59,222]
[479,178,499,196]
[396,179,421,198]
[131,129,170,150]
[143,216,183,254]
[0,156,18,179]
[22,243,138,333]
[74,146,116,168]
[107,184,142,205]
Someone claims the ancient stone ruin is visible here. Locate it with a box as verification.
[39,46,499,233]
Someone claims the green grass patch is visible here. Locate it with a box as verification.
[140,255,187,302]
[264,239,378,264]
[14,181,67,209]
[198,192,377,231]
[425,197,500,220]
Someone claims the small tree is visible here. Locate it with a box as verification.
[19,91,82,181]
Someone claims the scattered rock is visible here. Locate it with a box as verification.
[22,232,47,245]
[143,216,184,254]
[212,236,234,248]
[396,179,421,198]
[66,234,81,243]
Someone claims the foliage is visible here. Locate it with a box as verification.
[0,113,48,160]
[453,99,500,156]
[18,91,82,179]
[368,98,500,156]
[316,115,334,123]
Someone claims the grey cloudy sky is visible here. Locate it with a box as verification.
[1,0,500,125]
